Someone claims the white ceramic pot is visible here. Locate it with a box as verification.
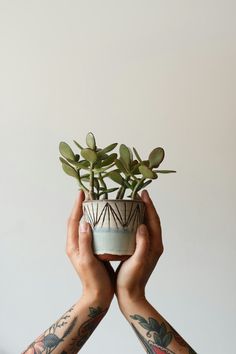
[83,199,145,260]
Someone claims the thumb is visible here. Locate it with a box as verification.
[132,224,150,261]
[79,221,94,257]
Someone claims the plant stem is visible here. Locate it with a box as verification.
[131,177,145,199]
[89,163,96,200]
[99,173,108,199]
[77,170,89,199]
[116,176,130,200]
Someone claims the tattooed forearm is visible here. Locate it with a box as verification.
[69,306,107,353]
[130,314,197,354]
[22,306,107,354]
[22,306,77,354]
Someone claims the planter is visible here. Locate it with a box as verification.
[83,199,145,261]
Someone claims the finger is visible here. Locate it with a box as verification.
[132,224,150,261]
[66,190,85,258]
[141,190,163,252]
[78,221,94,261]
[69,189,85,221]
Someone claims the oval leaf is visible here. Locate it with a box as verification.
[107,171,124,185]
[139,165,157,179]
[120,144,131,170]
[59,157,72,167]
[61,163,78,178]
[149,147,165,168]
[98,143,118,156]
[59,142,75,160]
[86,132,96,150]
[133,147,142,162]
[154,169,176,173]
[115,159,128,174]
[101,153,117,167]
[136,179,152,192]
[81,148,97,163]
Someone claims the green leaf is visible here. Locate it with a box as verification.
[86,132,96,150]
[101,153,117,167]
[59,142,75,160]
[61,163,78,178]
[133,147,142,162]
[139,165,157,179]
[96,150,109,161]
[162,333,172,348]
[136,179,152,192]
[131,160,143,175]
[66,159,89,169]
[99,187,119,196]
[107,171,124,185]
[115,159,128,174]
[81,148,97,163]
[73,140,83,150]
[120,144,131,170]
[154,169,176,174]
[98,143,118,156]
[149,147,165,168]
[59,157,72,167]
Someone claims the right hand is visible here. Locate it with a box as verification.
[116,190,163,306]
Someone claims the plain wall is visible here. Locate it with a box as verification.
[0,1,235,353]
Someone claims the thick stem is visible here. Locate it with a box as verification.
[77,170,89,198]
[131,177,145,199]
[89,163,96,200]
[99,173,108,199]
[116,176,130,200]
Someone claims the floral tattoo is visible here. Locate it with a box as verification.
[130,314,197,354]
[22,306,107,354]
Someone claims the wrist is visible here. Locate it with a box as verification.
[116,289,147,314]
[81,289,113,309]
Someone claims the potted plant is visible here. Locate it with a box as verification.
[59,132,175,261]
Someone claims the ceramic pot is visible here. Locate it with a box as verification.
[82,199,145,261]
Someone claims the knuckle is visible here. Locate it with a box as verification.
[79,255,95,268]
[66,245,78,258]
[66,246,73,257]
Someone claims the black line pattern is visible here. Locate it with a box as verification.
[83,201,145,230]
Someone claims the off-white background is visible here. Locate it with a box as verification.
[0,1,235,353]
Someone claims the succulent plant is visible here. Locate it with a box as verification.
[59,132,175,200]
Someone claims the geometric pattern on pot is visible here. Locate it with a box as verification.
[83,200,145,231]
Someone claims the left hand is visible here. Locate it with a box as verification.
[66,190,115,306]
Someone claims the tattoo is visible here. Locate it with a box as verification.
[69,306,107,353]
[130,314,197,354]
[22,306,77,354]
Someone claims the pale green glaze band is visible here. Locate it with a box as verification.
[92,227,136,255]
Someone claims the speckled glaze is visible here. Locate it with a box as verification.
[83,199,145,260]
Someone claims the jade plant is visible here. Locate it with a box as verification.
[59,132,175,200]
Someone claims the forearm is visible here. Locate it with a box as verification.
[22,295,109,354]
[118,294,196,354]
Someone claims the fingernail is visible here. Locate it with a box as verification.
[79,221,88,233]
[139,224,147,235]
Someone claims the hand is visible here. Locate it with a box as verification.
[66,190,115,306]
[116,190,163,307]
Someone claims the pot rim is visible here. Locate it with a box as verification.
[83,199,144,204]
